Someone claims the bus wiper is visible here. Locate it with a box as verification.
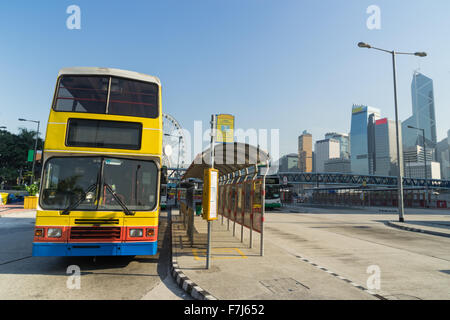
[104,183,135,216]
[61,183,97,215]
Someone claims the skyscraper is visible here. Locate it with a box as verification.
[298,131,312,172]
[315,138,340,172]
[402,71,437,150]
[350,105,381,175]
[374,118,403,177]
[325,132,350,159]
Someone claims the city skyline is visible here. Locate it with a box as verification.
[287,70,448,179]
[293,70,442,153]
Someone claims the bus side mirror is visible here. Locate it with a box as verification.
[161,166,168,184]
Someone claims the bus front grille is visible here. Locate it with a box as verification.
[74,219,120,225]
[70,227,121,240]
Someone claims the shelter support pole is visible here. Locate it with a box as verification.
[206,114,216,269]
[261,160,269,257]
[248,167,253,249]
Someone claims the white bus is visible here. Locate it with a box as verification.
[265,176,281,209]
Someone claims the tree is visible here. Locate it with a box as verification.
[0,128,44,186]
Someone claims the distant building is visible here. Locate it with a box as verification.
[350,105,381,175]
[402,71,437,150]
[279,153,300,172]
[436,130,450,180]
[405,161,441,180]
[374,118,403,177]
[324,158,351,173]
[315,138,340,172]
[325,132,350,159]
[403,145,434,164]
[298,131,313,172]
[403,144,440,179]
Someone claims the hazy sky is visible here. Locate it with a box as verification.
[1,0,449,161]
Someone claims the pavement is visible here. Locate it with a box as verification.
[169,206,450,300]
[170,209,382,300]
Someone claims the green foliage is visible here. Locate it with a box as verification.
[25,183,39,196]
[0,128,44,185]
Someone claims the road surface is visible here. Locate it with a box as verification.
[264,205,450,299]
[0,210,190,300]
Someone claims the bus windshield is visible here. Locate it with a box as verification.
[265,185,280,200]
[53,75,159,118]
[41,157,158,211]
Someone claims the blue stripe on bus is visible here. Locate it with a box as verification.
[32,241,158,257]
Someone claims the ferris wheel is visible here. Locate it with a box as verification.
[162,113,188,170]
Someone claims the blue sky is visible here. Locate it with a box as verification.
[1,0,449,160]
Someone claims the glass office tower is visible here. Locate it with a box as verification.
[350,105,381,175]
[402,71,437,150]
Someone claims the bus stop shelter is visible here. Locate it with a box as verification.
[180,142,270,256]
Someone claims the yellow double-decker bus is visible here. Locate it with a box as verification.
[32,67,162,256]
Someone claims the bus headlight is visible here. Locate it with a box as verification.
[129,229,143,237]
[47,228,62,238]
[35,228,44,237]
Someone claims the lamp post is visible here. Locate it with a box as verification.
[358,42,427,222]
[407,125,429,207]
[164,133,182,206]
[18,118,40,184]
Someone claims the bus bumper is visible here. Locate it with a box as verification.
[32,241,158,257]
[265,203,282,208]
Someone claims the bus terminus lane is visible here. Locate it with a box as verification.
[32,67,163,256]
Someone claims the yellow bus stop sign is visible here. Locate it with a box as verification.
[216,114,234,143]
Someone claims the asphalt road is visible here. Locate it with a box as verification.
[0,211,190,300]
[265,205,450,299]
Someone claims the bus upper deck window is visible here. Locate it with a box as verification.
[54,76,109,114]
[108,77,158,118]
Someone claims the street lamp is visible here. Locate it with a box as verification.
[358,42,427,222]
[407,125,429,207]
[18,118,40,184]
[164,133,182,206]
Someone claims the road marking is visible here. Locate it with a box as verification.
[0,256,32,266]
[192,248,248,260]
[295,255,389,300]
